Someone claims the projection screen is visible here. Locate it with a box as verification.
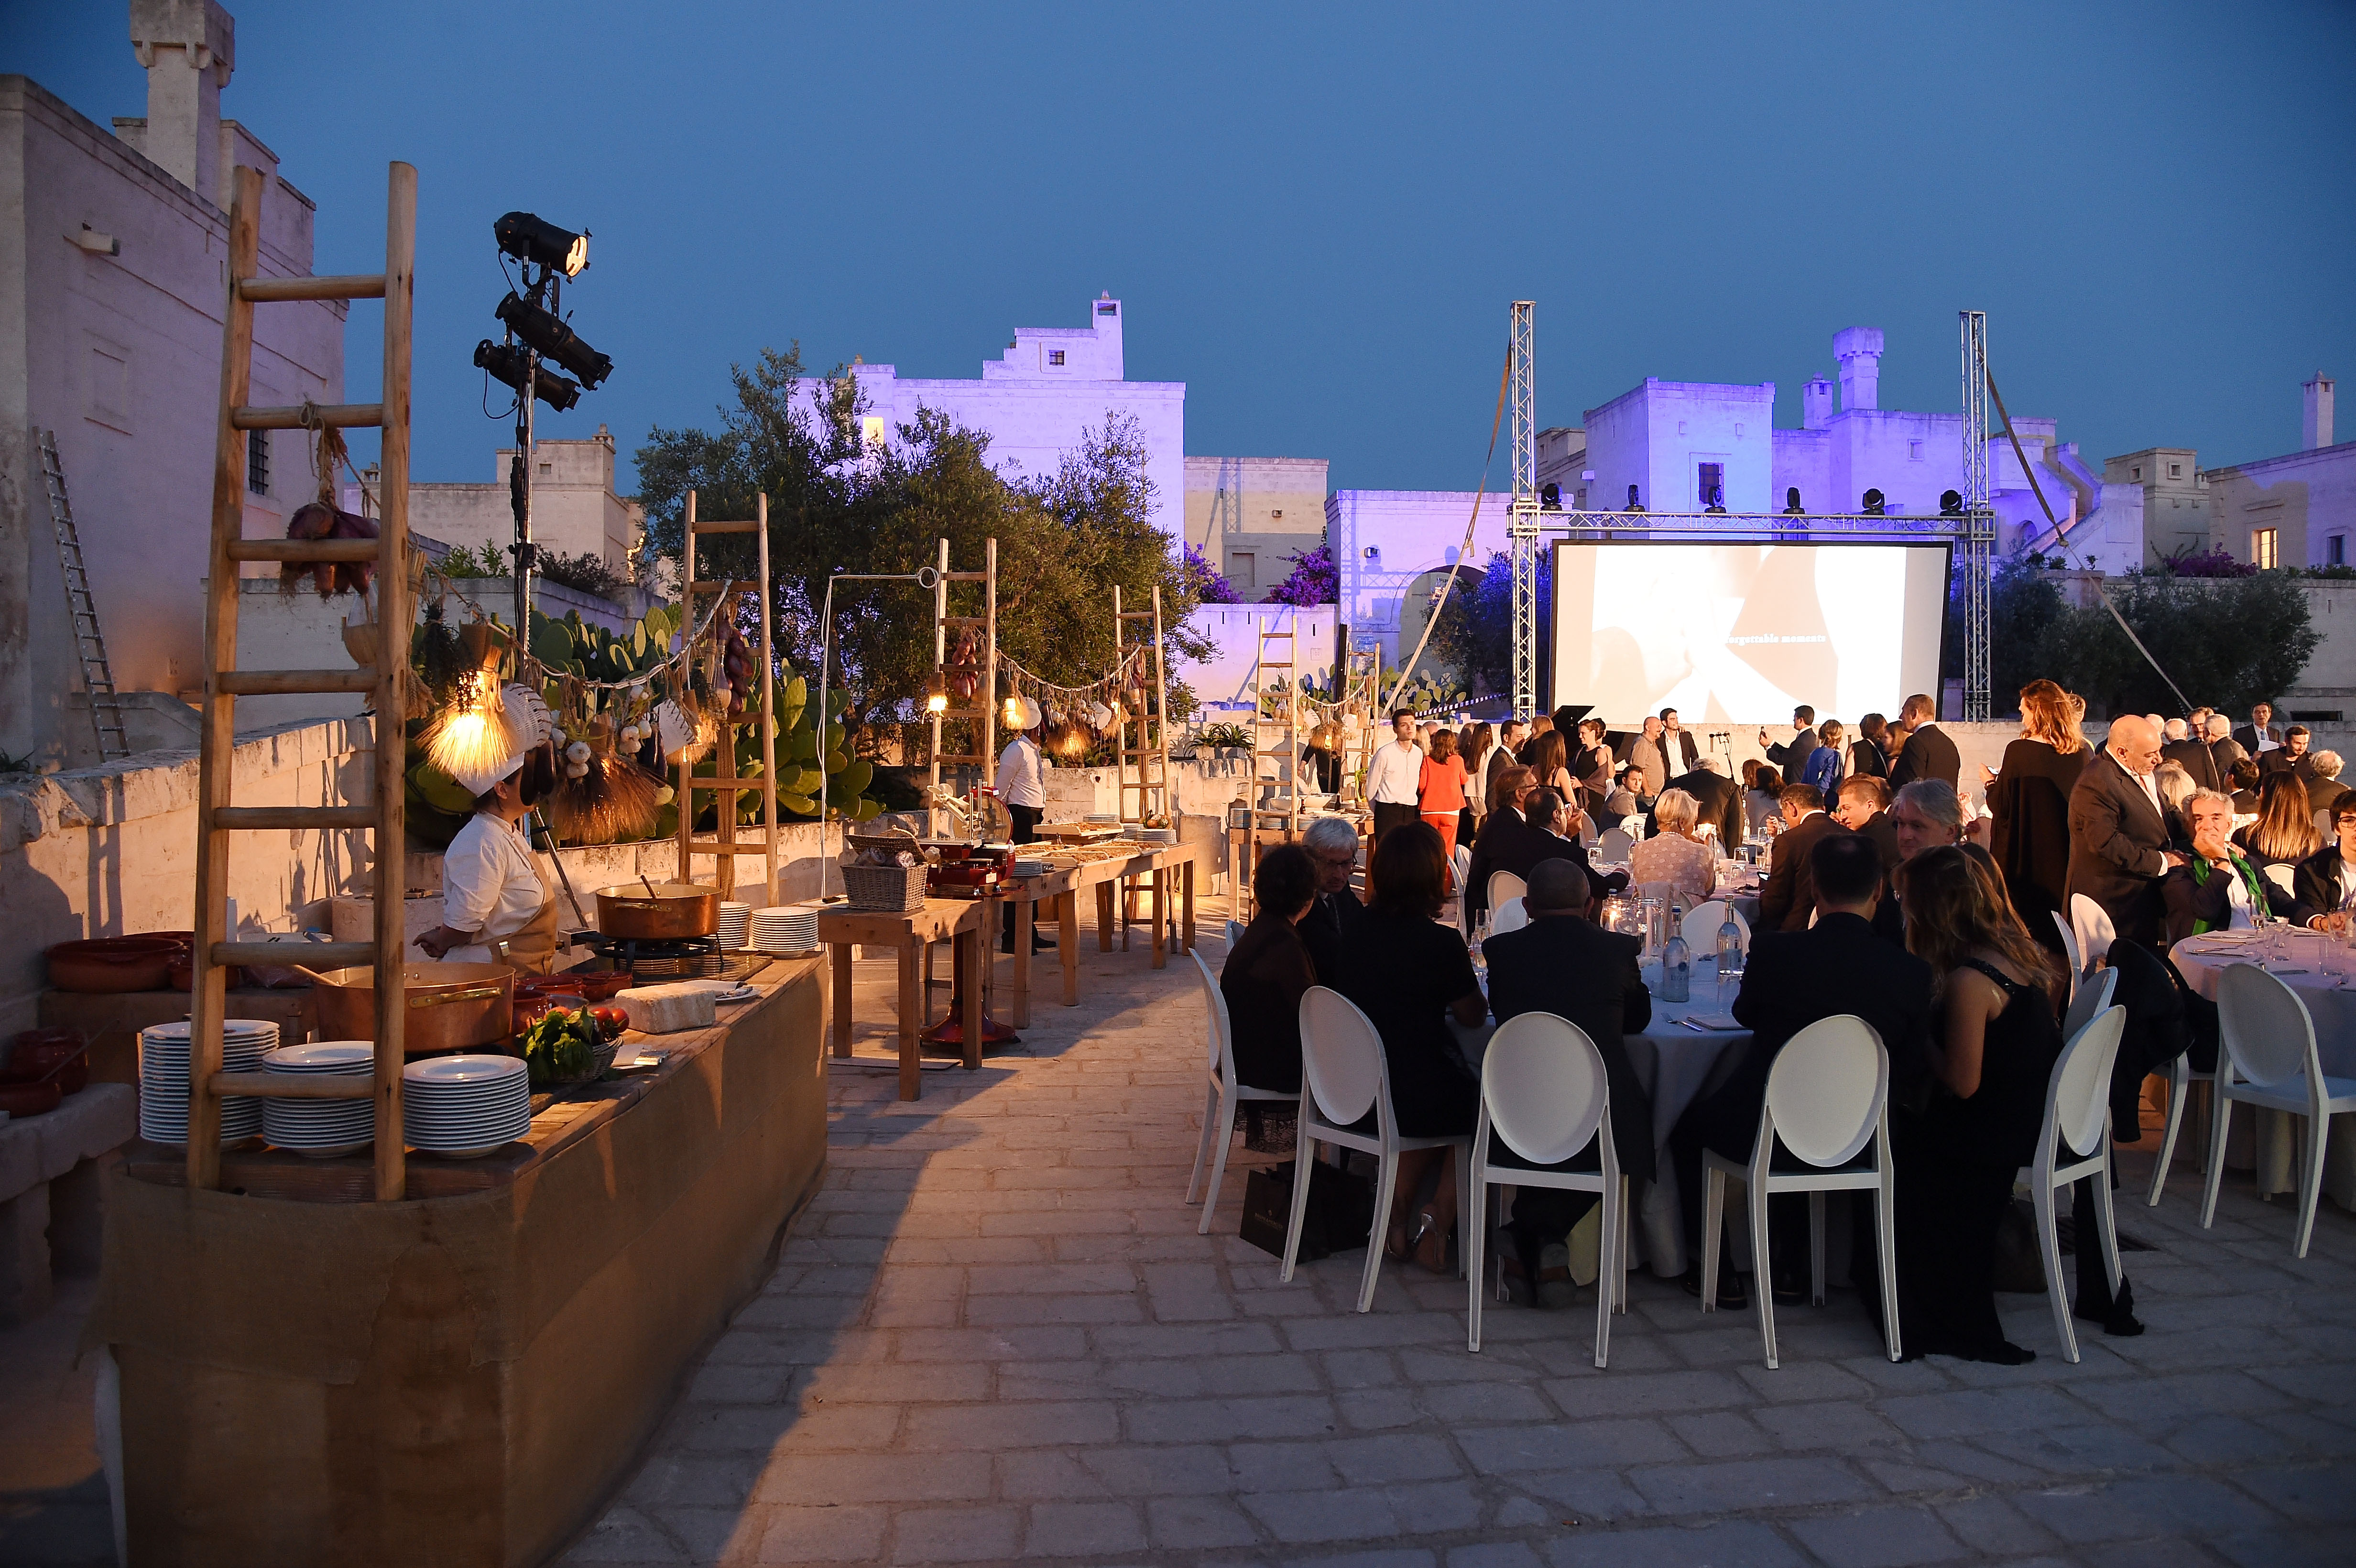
[1549,540,1950,724]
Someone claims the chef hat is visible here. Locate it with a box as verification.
[448,747,527,800]
[503,684,554,748]
[1011,695,1042,731]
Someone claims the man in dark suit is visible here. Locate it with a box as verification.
[1484,858,1656,1304]
[1670,833,1935,1304]
[1649,756,1743,848]
[1887,693,1961,791]
[1758,705,1818,775]
[1296,815,1366,984]
[1487,719,1527,804]
[2307,753,2350,822]
[2203,713,2247,784]
[1468,787,1620,921]
[1758,782,1847,931]
[2066,714,2186,949]
[2233,702,2282,758]
[2260,724,2316,780]
[1832,774,1900,870]
[1658,707,1703,775]
[2161,721,2225,792]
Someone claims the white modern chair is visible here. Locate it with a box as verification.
[1487,871,1527,917]
[1595,828,1636,862]
[2061,965,2117,1048]
[1467,1013,1624,1364]
[1490,897,1530,936]
[1681,900,1750,953]
[2262,863,2297,900]
[2051,912,2083,1001]
[2070,894,2116,975]
[1286,987,1473,1311]
[2202,964,2356,1256]
[1701,1014,1902,1368]
[2020,1003,2129,1363]
[1184,953,1296,1234]
[2148,1038,2220,1207]
[1224,918,1247,948]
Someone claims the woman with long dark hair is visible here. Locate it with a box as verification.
[2233,771,2321,874]
[1890,846,2063,1364]
[1525,729,1577,809]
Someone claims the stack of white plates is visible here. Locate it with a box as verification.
[139,1020,277,1145]
[403,1055,532,1159]
[749,904,821,954]
[259,1042,376,1157]
[718,901,752,950]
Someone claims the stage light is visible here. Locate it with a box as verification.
[1540,482,1561,509]
[495,291,613,388]
[1785,487,1805,515]
[475,340,581,411]
[925,674,949,715]
[1861,488,1886,516]
[1939,490,1963,516]
[494,211,589,277]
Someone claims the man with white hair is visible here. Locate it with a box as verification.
[2203,712,2247,783]
[1296,814,1365,983]
[1652,752,1742,847]
[2162,716,2224,792]
[2163,717,2188,742]
[2067,714,2188,949]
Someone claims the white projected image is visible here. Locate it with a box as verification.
[1550,542,1948,723]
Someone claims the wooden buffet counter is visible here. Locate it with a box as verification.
[83,956,829,1568]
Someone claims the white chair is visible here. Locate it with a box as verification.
[1487,870,1527,916]
[2020,1004,2129,1363]
[2061,964,2117,1047]
[2070,893,2115,974]
[1578,817,1601,848]
[1286,987,1473,1311]
[1224,918,1247,947]
[1681,900,1750,953]
[1466,1013,1625,1364]
[2201,964,2356,1256]
[1701,1015,1902,1369]
[1490,897,1530,935]
[1183,953,1296,1234]
[2263,863,2297,900]
[1595,828,1636,861]
[2148,1040,2219,1207]
[2051,912,2083,1001]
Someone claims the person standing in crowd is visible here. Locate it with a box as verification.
[1890,846,2063,1365]
[2154,762,2197,849]
[1759,782,1845,931]
[1417,728,1471,862]
[1888,693,1961,790]
[1658,754,1743,848]
[1745,764,1785,838]
[1629,788,1719,908]
[1618,715,1673,806]
[1363,709,1427,845]
[1571,717,1616,800]
[994,697,1051,953]
[1801,719,1848,797]
[2291,794,2356,931]
[1296,815,1364,984]
[2235,701,2282,756]
[1483,858,1656,1303]
[2164,789,2277,944]
[2161,714,2225,792]
[1219,845,1321,1096]
[1833,774,1900,870]
[2204,713,2247,782]
[2232,772,2320,876]
[2308,751,2350,819]
[1333,823,1487,1274]
[1489,718,1527,804]
[2065,714,2185,950]
[2262,724,2317,780]
[1659,707,1702,775]
[1516,713,1554,765]
[1527,728,1579,809]
[1457,722,1494,849]
[1759,705,1818,775]
[1852,713,1893,781]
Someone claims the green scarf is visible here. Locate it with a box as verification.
[2188,851,2269,935]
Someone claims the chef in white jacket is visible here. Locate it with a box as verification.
[995,696,1048,952]
[415,687,560,973]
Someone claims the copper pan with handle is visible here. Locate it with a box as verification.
[592,882,720,941]
[303,961,515,1054]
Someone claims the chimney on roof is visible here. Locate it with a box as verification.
[130,0,236,202]
[1833,327,1884,413]
[2305,373,2336,451]
[1803,376,1833,430]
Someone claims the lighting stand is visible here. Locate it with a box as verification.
[501,264,564,639]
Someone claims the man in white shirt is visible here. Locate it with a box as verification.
[1362,709,1426,846]
[995,698,1050,952]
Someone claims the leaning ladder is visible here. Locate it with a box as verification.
[926,537,999,804]
[38,431,131,762]
[185,162,416,1201]
[1237,615,1300,919]
[674,490,780,904]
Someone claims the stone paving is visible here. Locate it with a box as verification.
[564,926,2356,1568]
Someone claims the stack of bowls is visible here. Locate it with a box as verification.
[259,1042,375,1157]
[139,1019,276,1145]
[718,902,752,950]
[749,905,821,954]
[402,1055,532,1158]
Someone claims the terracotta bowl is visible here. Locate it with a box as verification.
[516,970,632,1003]
[45,936,185,994]
[0,1081,63,1119]
[3,1030,90,1096]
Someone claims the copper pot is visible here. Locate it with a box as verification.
[307,961,514,1055]
[592,882,719,940]
[46,936,185,993]
[4,1029,90,1096]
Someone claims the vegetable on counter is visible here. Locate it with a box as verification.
[522,1005,604,1084]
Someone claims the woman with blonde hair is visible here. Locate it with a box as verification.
[2233,771,2321,874]
[1628,787,1718,907]
[2153,761,2196,849]
[1889,845,2064,1365]
[1987,681,2092,952]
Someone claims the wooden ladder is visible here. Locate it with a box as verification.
[1112,584,1172,828]
[37,430,132,762]
[674,490,780,904]
[186,162,415,1201]
[926,537,998,795]
[1237,616,1300,919]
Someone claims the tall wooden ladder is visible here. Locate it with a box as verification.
[1236,616,1301,920]
[37,430,131,762]
[1111,584,1171,828]
[926,537,998,806]
[186,162,416,1201]
[674,490,780,904]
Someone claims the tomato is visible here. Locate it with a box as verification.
[591,1006,629,1039]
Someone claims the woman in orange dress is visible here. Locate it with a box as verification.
[1418,728,1471,862]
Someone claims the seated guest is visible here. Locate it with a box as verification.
[1671,833,1934,1306]
[1890,846,2065,1364]
[2307,750,2349,821]
[1530,788,1630,902]
[2261,723,2316,779]
[1596,780,1640,832]
[1465,765,1534,923]
[2231,771,2319,875]
[1621,763,1655,813]
[1297,814,1365,984]
[1220,845,1320,1095]
[2163,788,2276,945]
[2227,756,2262,815]
[2290,794,2356,931]
[1334,823,1487,1274]
[1758,782,1845,931]
[1483,858,1656,1303]
[1801,719,1848,797]
[1745,765,1785,838]
[1874,779,1969,943]
[1832,774,1899,870]
[2154,761,2197,849]
[1629,787,1719,908]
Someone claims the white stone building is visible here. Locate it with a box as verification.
[399,427,646,581]
[2204,375,2353,569]
[0,2,346,765]
[1181,455,1327,599]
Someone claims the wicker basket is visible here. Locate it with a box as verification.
[843,862,928,913]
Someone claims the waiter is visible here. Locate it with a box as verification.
[415,687,560,974]
[996,696,1049,953]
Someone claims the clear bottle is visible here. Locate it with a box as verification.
[1716,910,1745,988]
[1661,932,1692,1002]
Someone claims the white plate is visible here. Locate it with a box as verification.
[263,1043,374,1071]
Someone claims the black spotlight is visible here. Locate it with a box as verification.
[494,211,589,277]
[1861,488,1886,515]
[495,291,613,388]
[1784,487,1805,515]
[476,340,581,411]
[1540,481,1561,509]
[1939,489,1963,516]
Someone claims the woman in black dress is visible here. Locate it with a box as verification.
[1986,679,2090,954]
[1334,821,1487,1273]
[1851,712,1893,780]
[1891,846,2064,1364]
[1220,845,1321,1094]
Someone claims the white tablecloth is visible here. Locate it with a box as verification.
[2168,933,2356,1208]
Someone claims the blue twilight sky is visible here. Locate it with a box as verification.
[8,0,2353,499]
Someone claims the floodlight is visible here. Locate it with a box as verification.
[494,211,589,277]
[475,340,581,411]
[495,292,613,388]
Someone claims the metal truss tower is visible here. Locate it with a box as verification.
[1507,301,1540,719]
[1960,310,1994,721]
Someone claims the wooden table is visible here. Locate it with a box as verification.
[818,896,989,1100]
